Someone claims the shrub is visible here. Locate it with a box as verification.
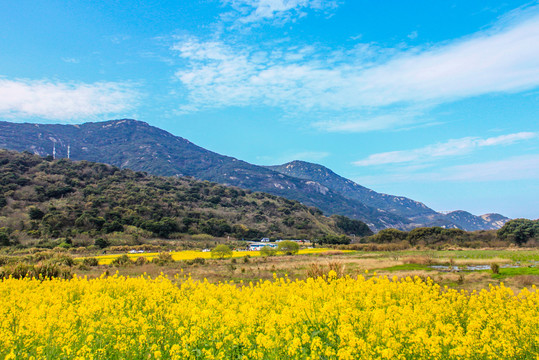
[260,246,277,257]
[0,262,71,280]
[0,228,11,247]
[111,254,132,266]
[82,257,99,267]
[50,255,75,267]
[192,257,206,265]
[152,252,174,265]
[277,241,299,255]
[134,257,148,266]
[28,207,45,220]
[491,263,500,275]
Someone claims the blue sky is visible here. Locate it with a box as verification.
[1,0,538,219]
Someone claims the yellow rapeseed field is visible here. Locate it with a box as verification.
[1,273,538,359]
[90,248,336,265]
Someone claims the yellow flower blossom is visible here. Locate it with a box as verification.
[0,274,537,359]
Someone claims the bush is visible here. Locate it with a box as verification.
[95,238,110,249]
[260,246,277,257]
[0,228,11,247]
[0,262,71,280]
[318,234,351,245]
[111,254,132,266]
[50,255,75,267]
[491,263,500,275]
[152,252,174,265]
[82,257,99,267]
[277,241,299,255]
[28,207,45,220]
[211,244,233,259]
[134,257,148,266]
[193,257,206,265]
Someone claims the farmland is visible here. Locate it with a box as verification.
[1,271,538,359]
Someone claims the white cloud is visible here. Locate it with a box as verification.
[353,132,538,166]
[444,155,539,182]
[222,0,338,24]
[173,6,539,131]
[354,154,539,186]
[407,31,418,40]
[0,78,138,121]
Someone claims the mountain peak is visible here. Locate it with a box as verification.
[88,118,149,127]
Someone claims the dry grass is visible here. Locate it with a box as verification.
[64,249,539,292]
[511,275,539,288]
[448,257,512,266]
[402,256,437,265]
[306,261,346,278]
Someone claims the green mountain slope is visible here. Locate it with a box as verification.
[0,149,372,245]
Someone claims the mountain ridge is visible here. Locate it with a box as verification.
[0,119,509,231]
[267,160,509,230]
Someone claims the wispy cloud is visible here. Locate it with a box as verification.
[354,154,539,186]
[445,155,539,181]
[353,132,538,166]
[0,78,138,121]
[173,5,539,131]
[407,31,418,40]
[221,0,339,24]
[61,57,80,64]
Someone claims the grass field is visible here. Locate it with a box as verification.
[68,248,539,291]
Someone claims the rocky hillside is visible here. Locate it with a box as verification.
[268,161,509,230]
[444,211,510,231]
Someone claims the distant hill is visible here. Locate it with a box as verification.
[267,160,437,219]
[0,149,372,245]
[444,211,511,231]
[0,119,509,231]
[267,161,509,230]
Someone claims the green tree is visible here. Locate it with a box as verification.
[277,240,299,255]
[332,215,373,237]
[28,207,45,220]
[0,228,10,246]
[260,246,277,257]
[0,195,6,209]
[498,219,539,246]
[95,238,110,249]
[318,234,351,245]
[372,228,407,243]
[211,244,233,259]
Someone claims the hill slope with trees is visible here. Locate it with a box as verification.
[0,150,372,248]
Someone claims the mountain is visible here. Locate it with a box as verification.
[0,119,509,231]
[267,160,437,219]
[0,119,408,231]
[268,161,510,230]
[480,213,511,228]
[444,211,511,231]
[0,149,372,244]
